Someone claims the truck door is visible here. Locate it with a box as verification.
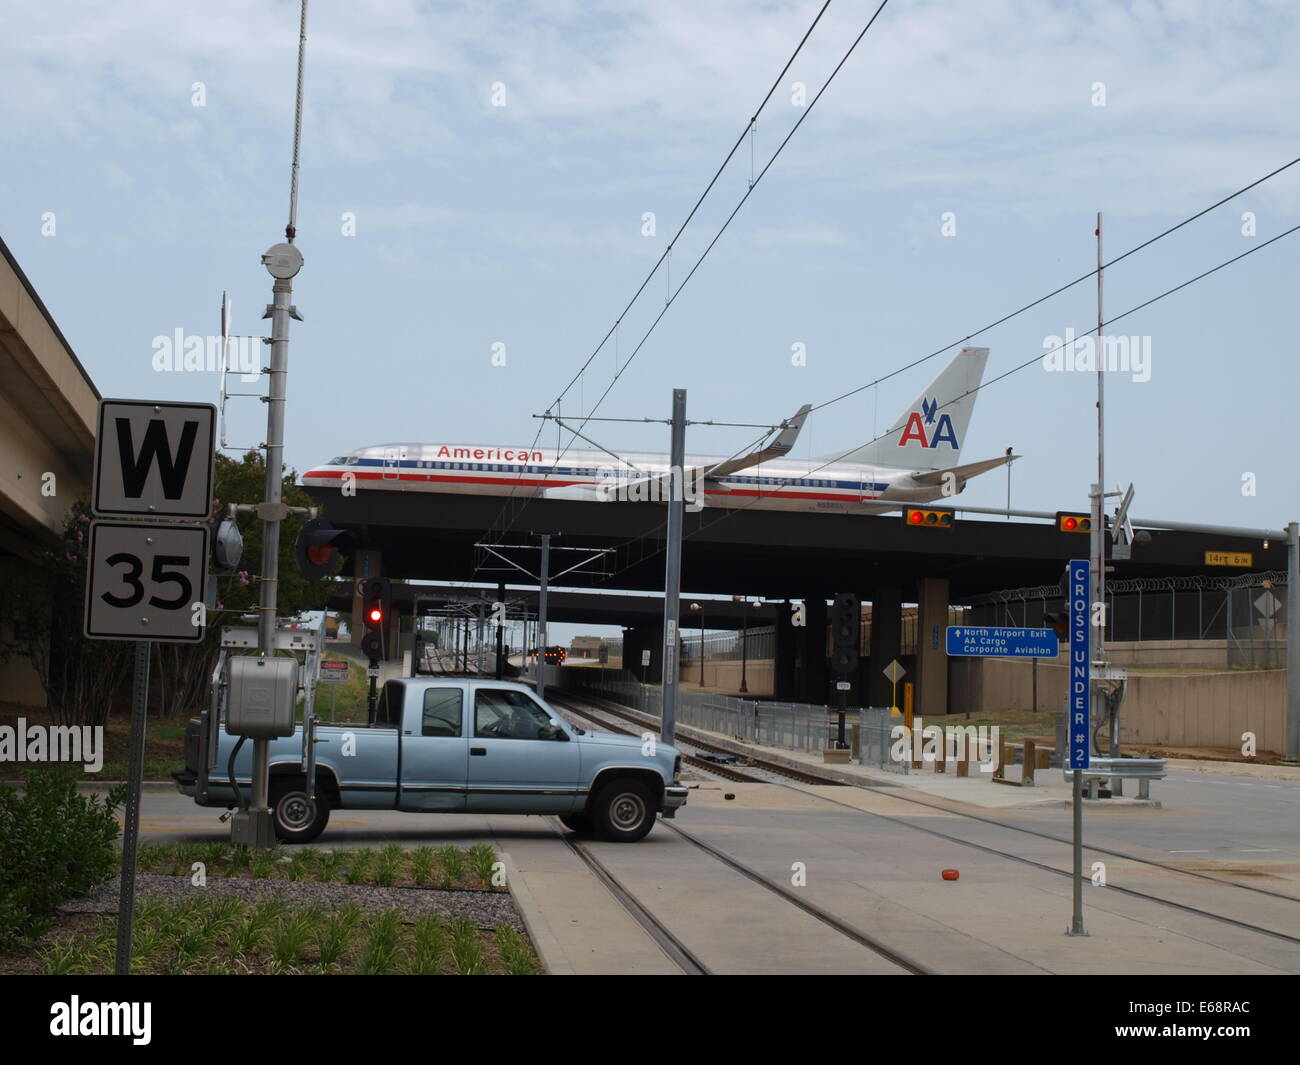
[397,684,469,811]
[464,686,581,813]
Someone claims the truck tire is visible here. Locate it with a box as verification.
[269,778,330,844]
[591,779,656,843]
[559,812,593,834]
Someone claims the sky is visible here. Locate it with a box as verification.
[4,0,1299,637]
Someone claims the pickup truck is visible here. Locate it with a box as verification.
[176,677,686,844]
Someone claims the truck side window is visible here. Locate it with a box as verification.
[474,689,558,740]
[422,689,463,737]
[374,680,404,728]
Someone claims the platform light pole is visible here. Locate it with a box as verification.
[1287,521,1299,762]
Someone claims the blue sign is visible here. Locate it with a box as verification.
[1068,558,1091,769]
[945,626,1060,658]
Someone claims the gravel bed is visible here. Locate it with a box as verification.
[62,875,524,931]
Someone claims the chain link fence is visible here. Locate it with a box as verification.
[964,571,1289,668]
[565,669,902,767]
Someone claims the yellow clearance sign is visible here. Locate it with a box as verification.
[1205,551,1253,567]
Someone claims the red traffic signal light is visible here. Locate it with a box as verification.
[360,577,391,662]
[903,507,954,528]
[1055,512,1092,533]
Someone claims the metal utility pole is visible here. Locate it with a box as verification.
[1093,213,1106,665]
[475,601,485,674]
[1288,521,1299,761]
[233,0,309,849]
[495,581,506,679]
[537,534,550,703]
[660,389,686,744]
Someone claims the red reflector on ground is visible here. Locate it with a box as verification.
[942,869,959,880]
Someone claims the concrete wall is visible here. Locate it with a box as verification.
[966,656,1286,754]
[678,659,775,695]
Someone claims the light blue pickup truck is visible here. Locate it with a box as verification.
[177,678,686,844]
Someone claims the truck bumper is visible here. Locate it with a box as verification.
[661,782,688,818]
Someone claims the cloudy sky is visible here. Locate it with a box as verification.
[4,0,1298,614]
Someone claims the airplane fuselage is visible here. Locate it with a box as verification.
[301,443,957,515]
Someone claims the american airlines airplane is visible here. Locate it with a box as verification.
[302,347,1014,514]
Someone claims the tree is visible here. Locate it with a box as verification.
[0,503,129,726]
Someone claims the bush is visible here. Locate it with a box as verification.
[0,768,124,950]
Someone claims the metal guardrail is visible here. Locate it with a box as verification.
[1063,756,1166,799]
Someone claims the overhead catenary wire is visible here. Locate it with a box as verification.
[583,218,1300,584]
[469,0,853,566]
[807,152,1300,417]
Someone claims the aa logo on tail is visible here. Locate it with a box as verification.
[898,396,959,449]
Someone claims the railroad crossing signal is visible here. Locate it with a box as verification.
[295,517,352,579]
[902,507,954,528]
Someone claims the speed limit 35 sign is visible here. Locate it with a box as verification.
[84,522,210,642]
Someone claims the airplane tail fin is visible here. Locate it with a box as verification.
[827,347,989,470]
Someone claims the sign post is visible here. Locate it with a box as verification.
[1067,558,1091,936]
[86,398,217,975]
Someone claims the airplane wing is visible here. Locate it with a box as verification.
[909,453,1018,486]
[542,403,811,505]
[701,404,812,481]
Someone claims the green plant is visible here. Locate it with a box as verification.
[344,849,374,885]
[409,846,436,887]
[0,768,125,950]
[406,915,447,974]
[467,844,498,888]
[495,926,539,975]
[449,918,485,975]
[286,849,317,882]
[269,910,316,967]
[249,848,279,879]
[316,913,353,968]
[437,845,465,889]
[372,847,401,887]
[356,910,402,975]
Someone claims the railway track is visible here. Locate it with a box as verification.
[546,694,931,974]
[554,690,1300,953]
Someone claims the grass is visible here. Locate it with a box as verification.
[2,896,539,976]
[135,841,508,892]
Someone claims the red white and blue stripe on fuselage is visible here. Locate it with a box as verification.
[299,444,942,514]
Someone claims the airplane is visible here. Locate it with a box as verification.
[301,347,1015,515]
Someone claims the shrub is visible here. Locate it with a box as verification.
[0,768,125,949]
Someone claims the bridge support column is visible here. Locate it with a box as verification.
[774,600,798,699]
[867,588,902,710]
[916,577,950,717]
[800,595,828,705]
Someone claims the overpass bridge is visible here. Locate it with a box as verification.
[305,484,1287,717]
[0,236,100,704]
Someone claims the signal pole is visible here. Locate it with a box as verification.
[231,0,309,849]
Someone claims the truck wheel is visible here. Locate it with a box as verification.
[559,812,593,834]
[591,779,656,842]
[269,779,330,844]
